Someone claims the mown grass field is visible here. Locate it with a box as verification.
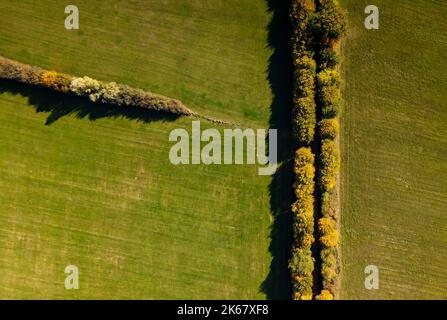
[0,0,272,125]
[340,0,447,299]
[0,0,277,299]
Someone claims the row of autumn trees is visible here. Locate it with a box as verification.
[0,56,194,116]
[289,0,346,300]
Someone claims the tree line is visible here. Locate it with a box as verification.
[289,0,346,300]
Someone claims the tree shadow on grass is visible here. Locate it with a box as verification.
[260,0,295,300]
[0,78,180,125]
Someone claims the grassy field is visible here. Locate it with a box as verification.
[0,0,272,125]
[3,0,445,300]
[0,0,280,299]
[340,0,447,299]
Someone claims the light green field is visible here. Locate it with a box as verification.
[0,0,278,299]
[0,0,272,125]
[340,0,447,299]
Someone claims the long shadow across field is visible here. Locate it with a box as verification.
[0,79,179,125]
[260,0,295,300]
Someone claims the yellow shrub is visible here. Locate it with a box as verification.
[322,263,337,285]
[316,290,334,300]
[319,139,340,191]
[295,147,315,167]
[319,217,336,234]
[319,118,339,140]
[292,196,314,217]
[295,54,317,71]
[320,230,339,248]
[299,293,313,300]
[41,71,71,92]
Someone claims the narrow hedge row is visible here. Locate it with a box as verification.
[314,0,346,300]
[289,0,346,301]
[290,0,317,145]
[289,0,318,300]
[0,56,194,116]
[289,147,315,300]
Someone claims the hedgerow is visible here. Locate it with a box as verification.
[290,0,318,145]
[0,56,194,116]
[0,56,45,86]
[289,0,320,301]
[314,0,346,299]
[289,147,315,300]
[289,0,346,300]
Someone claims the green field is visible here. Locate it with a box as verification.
[340,0,447,299]
[0,0,273,125]
[2,0,446,300]
[0,0,281,299]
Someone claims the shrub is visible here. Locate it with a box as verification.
[320,86,340,115]
[316,0,347,43]
[321,231,339,248]
[319,217,336,234]
[319,46,339,69]
[0,56,43,85]
[319,139,340,191]
[99,82,120,102]
[319,118,339,140]
[319,217,339,249]
[317,69,341,118]
[316,290,334,300]
[289,248,314,300]
[295,147,315,167]
[321,190,337,219]
[322,102,340,119]
[290,248,314,278]
[295,67,316,97]
[294,169,315,200]
[290,0,317,54]
[293,95,316,144]
[41,71,72,93]
[321,247,337,267]
[293,148,315,204]
[70,76,102,100]
[317,69,340,87]
[320,219,339,288]
[321,247,339,287]
[294,148,315,189]
[295,54,317,71]
[292,200,314,240]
